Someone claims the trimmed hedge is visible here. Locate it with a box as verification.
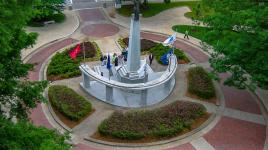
[150,44,190,64]
[48,85,92,121]
[47,41,102,81]
[188,66,216,99]
[98,101,206,140]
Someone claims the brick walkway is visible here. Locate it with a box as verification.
[27,38,77,128]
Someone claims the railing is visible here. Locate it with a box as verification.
[79,55,177,90]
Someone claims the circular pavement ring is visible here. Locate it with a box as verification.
[81,24,120,37]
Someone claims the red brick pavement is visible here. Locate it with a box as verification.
[220,73,262,114]
[204,116,265,150]
[30,103,53,128]
[27,38,77,81]
[27,38,77,127]
[168,143,196,150]
[81,24,119,37]
[141,32,209,63]
[78,9,105,22]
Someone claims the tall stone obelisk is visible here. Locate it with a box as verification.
[126,0,141,73]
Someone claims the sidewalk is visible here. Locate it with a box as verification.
[22,10,79,60]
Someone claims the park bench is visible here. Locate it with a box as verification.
[43,20,55,26]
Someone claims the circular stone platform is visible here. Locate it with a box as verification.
[81,24,120,37]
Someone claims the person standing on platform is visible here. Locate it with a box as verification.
[100,55,104,66]
[115,56,119,66]
[149,53,154,66]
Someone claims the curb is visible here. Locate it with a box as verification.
[23,10,80,63]
[84,113,218,148]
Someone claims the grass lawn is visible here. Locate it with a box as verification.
[172,25,238,46]
[117,1,199,18]
[172,25,212,42]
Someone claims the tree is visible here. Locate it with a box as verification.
[0,0,47,120]
[201,0,268,90]
[31,0,65,22]
[0,117,71,150]
[0,1,70,148]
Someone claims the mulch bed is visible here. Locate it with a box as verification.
[123,38,158,52]
[91,113,210,143]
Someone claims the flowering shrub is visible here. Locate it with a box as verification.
[98,101,206,140]
[188,66,216,99]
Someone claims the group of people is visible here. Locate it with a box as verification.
[100,53,125,67]
[100,52,155,68]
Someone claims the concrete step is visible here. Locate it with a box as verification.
[93,66,101,75]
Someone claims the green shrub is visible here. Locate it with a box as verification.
[52,13,66,23]
[188,66,216,99]
[48,85,92,121]
[98,101,206,140]
[150,44,190,64]
[47,41,102,81]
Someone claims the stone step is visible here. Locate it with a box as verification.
[93,66,101,75]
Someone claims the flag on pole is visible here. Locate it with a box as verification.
[160,49,173,65]
[163,33,177,45]
[106,54,111,70]
[69,44,81,59]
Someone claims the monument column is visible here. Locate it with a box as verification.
[126,0,141,72]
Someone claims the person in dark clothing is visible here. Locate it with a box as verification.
[100,55,104,66]
[149,53,154,66]
[114,56,119,66]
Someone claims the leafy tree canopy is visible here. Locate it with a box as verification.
[0,117,71,150]
[32,0,65,20]
[0,0,47,120]
[0,1,69,149]
[201,0,268,89]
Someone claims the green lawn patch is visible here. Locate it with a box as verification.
[172,25,239,46]
[172,25,212,42]
[47,41,102,81]
[150,43,190,64]
[117,1,199,18]
[98,101,206,140]
[188,66,216,99]
[48,85,92,121]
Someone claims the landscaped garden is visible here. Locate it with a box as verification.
[47,41,101,81]
[95,101,208,142]
[187,66,216,101]
[48,85,93,128]
[118,38,189,64]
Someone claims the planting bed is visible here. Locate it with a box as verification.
[187,66,216,100]
[48,85,92,125]
[47,41,101,81]
[95,101,208,142]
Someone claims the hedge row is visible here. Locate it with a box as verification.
[48,85,92,121]
[150,44,190,64]
[188,66,216,99]
[47,41,102,81]
[122,38,158,52]
[98,101,206,140]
